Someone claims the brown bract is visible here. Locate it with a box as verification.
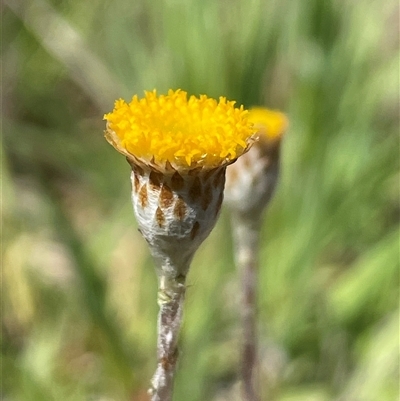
[224,129,284,219]
[128,157,226,279]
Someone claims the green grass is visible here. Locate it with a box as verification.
[2,0,399,400]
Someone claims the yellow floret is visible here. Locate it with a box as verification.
[104,89,255,168]
[248,108,288,139]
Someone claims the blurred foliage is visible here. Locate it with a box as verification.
[2,0,399,400]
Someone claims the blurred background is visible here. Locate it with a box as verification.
[2,0,399,400]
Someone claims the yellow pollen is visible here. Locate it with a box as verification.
[104,89,255,168]
[248,107,288,139]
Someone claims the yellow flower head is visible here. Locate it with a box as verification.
[104,89,255,170]
[248,107,288,141]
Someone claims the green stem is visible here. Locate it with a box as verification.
[149,274,186,401]
[232,214,262,401]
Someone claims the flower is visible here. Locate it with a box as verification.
[104,89,256,276]
[224,107,288,218]
[104,89,255,171]
[247,107,288,141]
[224,108,288,401]
[104,90,257,397]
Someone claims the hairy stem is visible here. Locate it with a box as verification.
[149,274,186,401]
[232,214,262,401]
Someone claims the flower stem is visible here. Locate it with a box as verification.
[149,274,186,401]
[232,214,262,401]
